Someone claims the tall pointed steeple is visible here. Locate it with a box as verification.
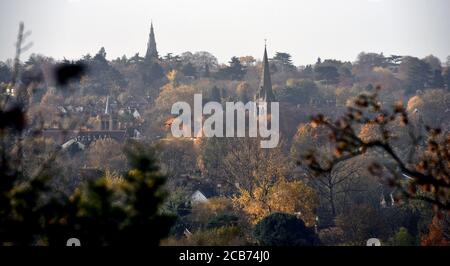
[101,95,115,130]
[257,43,275,102]
[105,95,110,115]
[146,21,158,60]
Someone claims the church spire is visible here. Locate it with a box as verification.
[257,43,275,102]
[105,95,109,115]
[146,21,158,60]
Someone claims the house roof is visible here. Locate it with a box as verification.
[42,129,127,145]
[191,190,208,203]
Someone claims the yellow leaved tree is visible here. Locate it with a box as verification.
[233,178,317,226]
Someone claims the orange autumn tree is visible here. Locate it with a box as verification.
[233,178,318,226]
[421,216,450,246]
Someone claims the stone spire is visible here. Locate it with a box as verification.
[256,43,275,102]
[105,95,109,115]
[101,95,114,130]
[145,21,158,60]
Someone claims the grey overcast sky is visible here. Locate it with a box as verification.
[0,0,449,65]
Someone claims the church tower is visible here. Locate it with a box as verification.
[145,22,158,61]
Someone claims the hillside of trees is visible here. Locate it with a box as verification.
[1,25,449,245]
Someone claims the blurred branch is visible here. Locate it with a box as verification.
[302,87,450,211]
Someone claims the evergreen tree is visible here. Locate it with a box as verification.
[141,60,165,85]
[399,56,432,93]
[314,65,339,84]
[389,227,416,246]
[254,213,320,246]
[181,62,197,77]
[272,52,295,71]
[210,86,221,102]
[443,67,450,90]
[431,69,445,88]
[216,57,246,80]
[203,63,210,78]
[228,56,246,80]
